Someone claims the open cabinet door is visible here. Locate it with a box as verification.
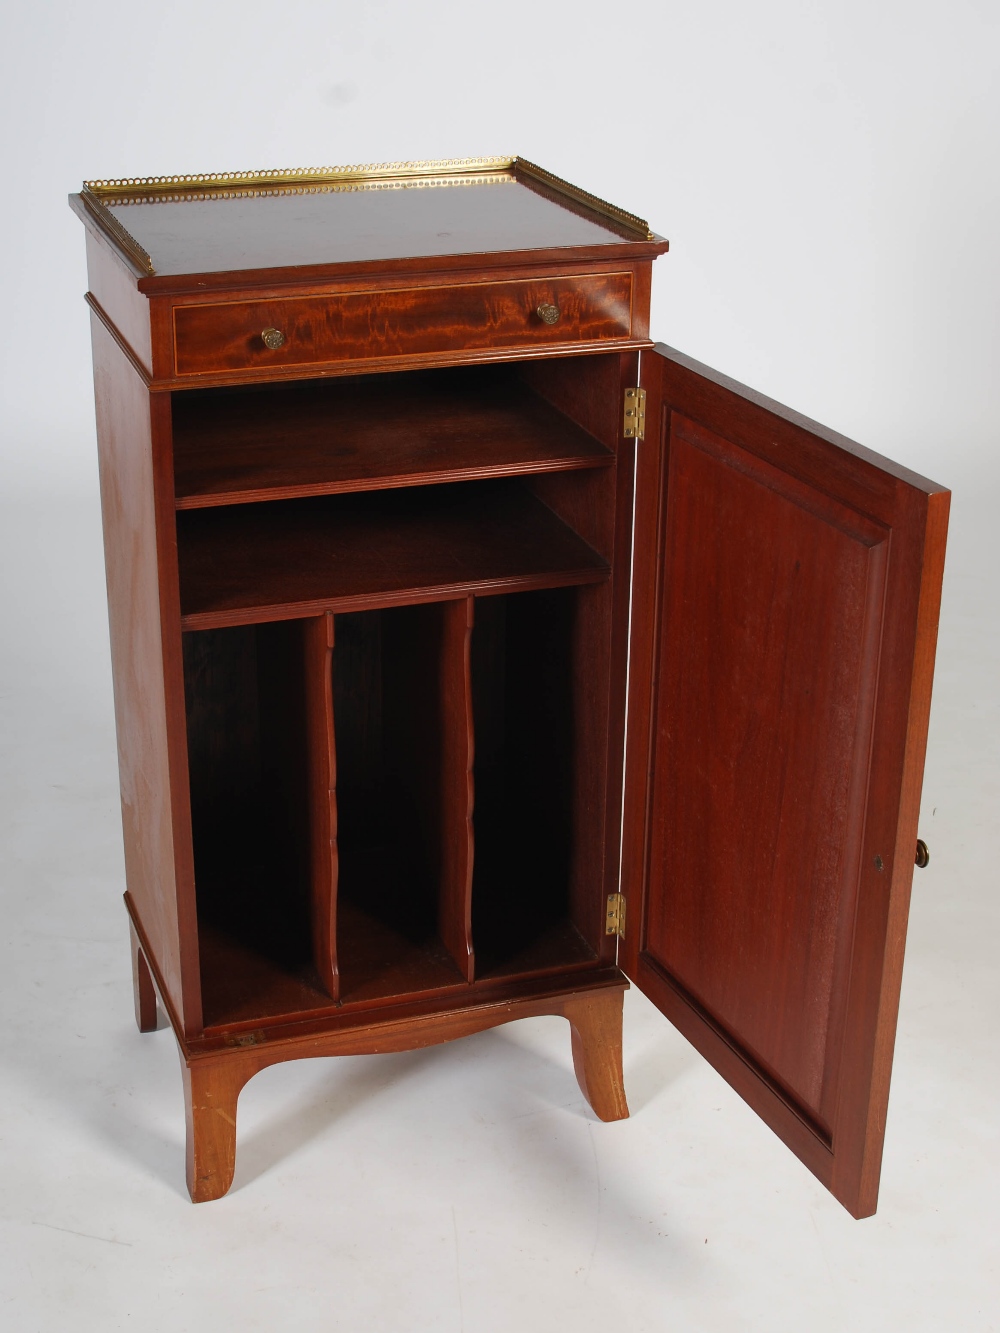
[621,344,949,1217]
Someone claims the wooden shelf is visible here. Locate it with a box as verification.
[336,901,467,1006]
[177,481,609,630]
[173,370,613,509]
[473,919,597,982]
[197,914,468,1032]
[196,914,598,1033]
[198,921,336,1032]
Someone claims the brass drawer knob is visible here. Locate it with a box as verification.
[536,303,560,325]
[915,839,930,868]
[261,327,285,350]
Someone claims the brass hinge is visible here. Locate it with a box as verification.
[605,892,626,937]
[623,386,646,440]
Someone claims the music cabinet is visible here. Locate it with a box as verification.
[70,157,948,1215]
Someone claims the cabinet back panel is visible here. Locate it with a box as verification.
[183,624,321,1024]
[471,590,600,977]
[517,353,624,455]
[335,606,439,936]
[334,605,469,1002]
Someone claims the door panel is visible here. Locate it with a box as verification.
[644,414,889,1131]
[622,345,949,1217]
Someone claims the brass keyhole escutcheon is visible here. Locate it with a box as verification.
[261,327,285,350]
[536,303,560,325]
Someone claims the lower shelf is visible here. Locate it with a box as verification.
[471,919,597,983]
[197,914,598,1033]
[196,913,467,1031]
[198,922,332,1031]
[336,900,466,1006]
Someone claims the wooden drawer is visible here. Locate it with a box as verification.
[172,272,634,377]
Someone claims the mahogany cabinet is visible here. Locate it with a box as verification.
[70,157,948,1215]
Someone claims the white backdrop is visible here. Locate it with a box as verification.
[1,3,997,1330]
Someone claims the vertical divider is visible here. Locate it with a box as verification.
[304,612,338,999]
[440,596,476,982]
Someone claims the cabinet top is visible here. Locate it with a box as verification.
[70,157,667,284]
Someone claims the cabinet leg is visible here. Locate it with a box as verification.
[181,1056,249,1203]
[563,989,629,1122]
[129,921,158,1033]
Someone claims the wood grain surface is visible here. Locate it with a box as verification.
[172,368,613,508]
[172,272,634,378]
[91,317,202,1033]
[96,178,646,278]
[622,344,949,1218]
[79,178,946,1218]
[177,977,630,1202]
[176,481,610,630]
[130,920,159,1033]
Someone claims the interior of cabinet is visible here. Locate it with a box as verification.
[178,354,624,1033]
[470,589,599,978]
[171,365,614,508]
[333,600,474,1003]
[175,480,611,630]
[183,621,322,1025]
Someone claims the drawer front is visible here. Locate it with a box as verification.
[172,272,633,377]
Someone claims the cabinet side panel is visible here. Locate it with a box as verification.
[517,473,615,951]
[90,317,201,1031]
[520,351,638,961]
[85,231,153,373]
[518,352,624,454]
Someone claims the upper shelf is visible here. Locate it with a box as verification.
[72,157,667,281]
[172,368,614,509]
